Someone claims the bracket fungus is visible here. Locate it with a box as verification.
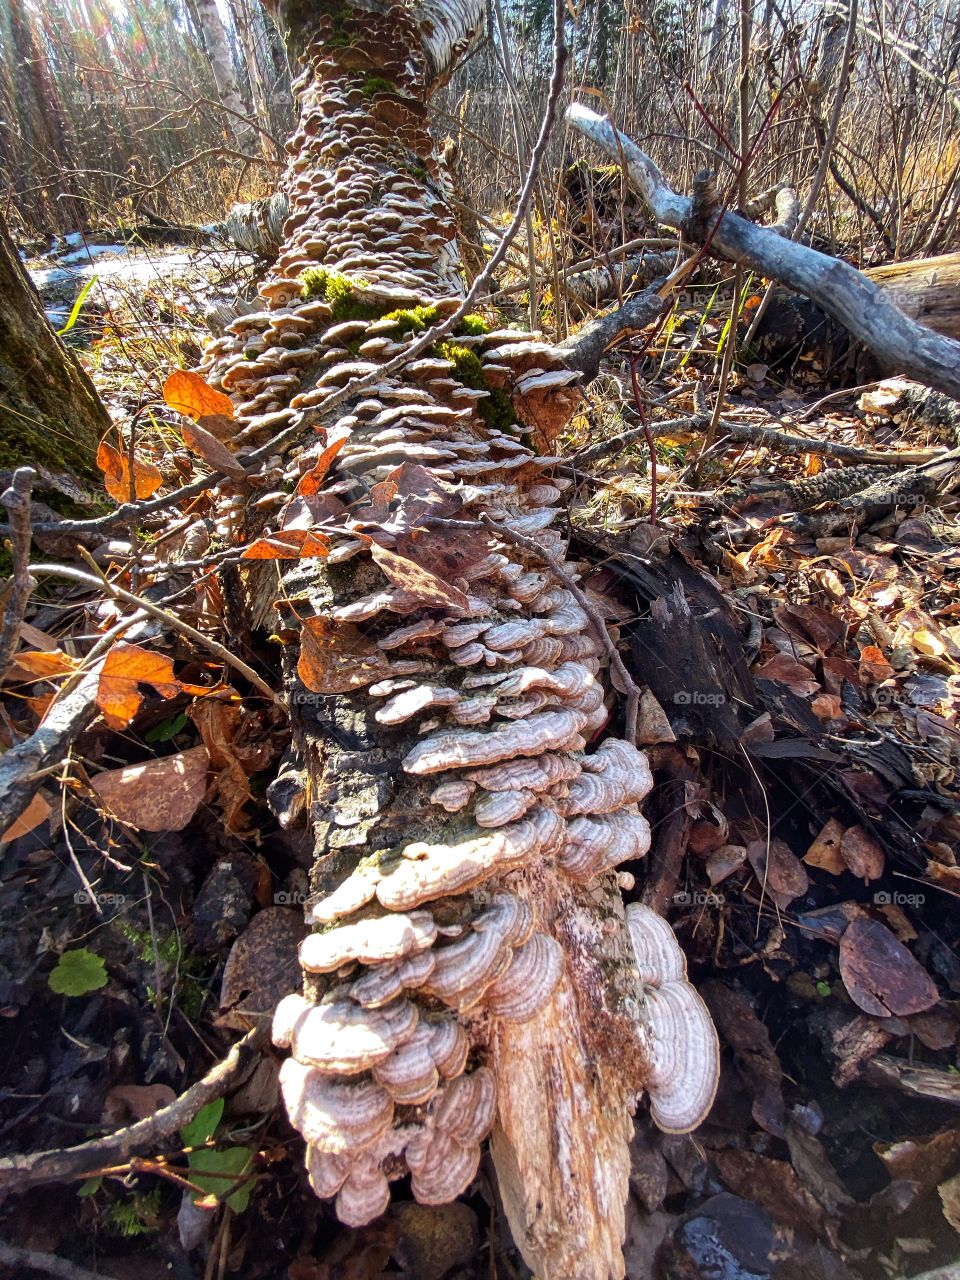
[195,0,723,1266]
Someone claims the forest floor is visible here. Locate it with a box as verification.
[1,243,959,1280]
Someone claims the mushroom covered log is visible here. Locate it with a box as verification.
[197,2,719,1275]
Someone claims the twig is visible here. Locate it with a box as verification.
[0,614,140,840]
[480,514,640,745]
[30,558,282,710]
[0,1024,268,1191]
[0,1240,104,1280]
[567,411,943,469]
[0,467,36,679]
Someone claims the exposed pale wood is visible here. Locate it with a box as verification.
[865,252,960,341]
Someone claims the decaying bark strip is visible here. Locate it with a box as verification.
[187,2,719,1275]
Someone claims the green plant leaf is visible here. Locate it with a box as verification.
[78,1176,103,1197]
[815,980,832,998]
[144,712,188,743]
[179,1098,224,1149]
[56,274,99,335]
[48,948,108,996]
[188,1145,255,1212]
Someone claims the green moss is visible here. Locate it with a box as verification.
[300,269,387,324]
[361,76,396,96]
[437,341,484,387]
[107,1188,163,1238]
[381,303,441,338]
[455,313,489,336]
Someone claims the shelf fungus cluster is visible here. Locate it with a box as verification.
[195,0,721,1268]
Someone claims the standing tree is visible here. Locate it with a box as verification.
[0,210,110,485]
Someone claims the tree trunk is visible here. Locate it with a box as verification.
[0,211,109,488]
[196,6,715,1276]
[191,0,255,150]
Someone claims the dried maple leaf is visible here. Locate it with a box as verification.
[92,745,209,831]
[97,643,181,729]
[97,440,163,503]
[296,432,349,495]
[163,370,235,421]
[298,617,394,694]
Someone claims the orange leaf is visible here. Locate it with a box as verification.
[97,643,181,730]
[2,791,51,842]
[242,530,331,560]
[369,542,469,612]
[97,440,163,503]
[296,433,349,496]
[181,420,246,478]
[92,746,209,831]
[4,649,79,682]
[298,616,394,694]
[858,644,896,684]
[163,370,235,421]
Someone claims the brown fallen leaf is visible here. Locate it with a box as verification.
[940,1170,960,1233]
[876,1128,960,1191]
[838,917,940,1017]
[97,643,181,730]
[811,692,843,721]
[298,616,394,694]
[754,653,820,697]
[163,369,235,421]
[705,844,747,885]
[747,837,810,908]
[368,541,469,612]
[1,791,51,842]
[839,824,885,881]
[241,529,330,560]
[181,420,246,478]
[97,440,163,503]
[197,413,237,441]
[773,603,846,654]
[219,907,306,1027]
[103,1083,177,1125]
[858,644,896,684]
[3,648,79,683]
[92,746,209,831]
[804,817,846,874]
[189,698,277,835]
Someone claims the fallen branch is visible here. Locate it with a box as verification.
[0,1024,267,1191]
[0,1241,103,1280]
[567,104,960,401]
[559,289,667,380]
[567,411,944,469]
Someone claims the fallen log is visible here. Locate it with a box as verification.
[567,105,960,402]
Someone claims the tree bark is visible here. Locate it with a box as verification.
[191,0,256,149]
[0,211,109,488]
[193,3,689,1275]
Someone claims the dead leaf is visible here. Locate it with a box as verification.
[939,1171,960,1233]
[804,818,845,874]
[839,917,940,1017]
[858,644,896,684]
[4,649,79,683]
[811,693,843,720]
[197,413,236,441]
[219,907,306,1027]
[103,1083,177,1125]
[747,838,810,908]
[876,1128,960,1190]
[188,699,276,836]
[754,653,820,697]
[1,791,51,842]
[181,420,246,478]
[368,542,469,612]
[635,688,676,745]
[298,617,394,694]
[92,746,209,831]
[705,844,747,885]
[296,432,349,495]
[97,643,181,730]
[163,370,235,421]
[97,440,163,503]
[241,529,330,560]
[774,604,846,653]
[396,524,492,583]
[839,824,885,881]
